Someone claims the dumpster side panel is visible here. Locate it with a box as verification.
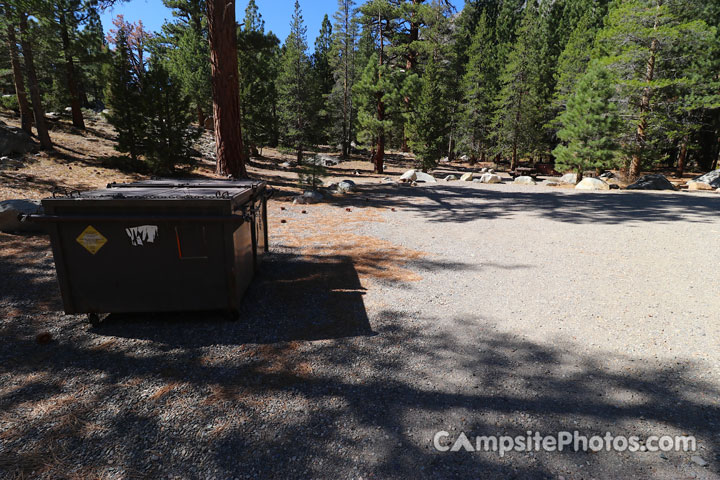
[55,220,229,313]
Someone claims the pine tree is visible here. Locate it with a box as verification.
[329,0,359,158]
[2,2,33,134]
[458,9,496,162]
[106,26,146,162]
[356,0,400,173]
[310,14,334,146]
[298,155,327,191]
[276,0,313,163]
[406,51,449,171]
[552,61,621,181]
[492,1,545,170]
[237,0,280,154]
[144,61,200,174]
[595,0,717,178]
[163,0,211,127]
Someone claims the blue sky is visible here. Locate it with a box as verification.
[100,0,463,46]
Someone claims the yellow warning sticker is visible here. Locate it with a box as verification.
[76,225,108,255]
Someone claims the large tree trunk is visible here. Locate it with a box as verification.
[19,13,52,150]
[58,8,85,130]
[675,135,688,177]
[4,14,33,134]
[207,0,247,178]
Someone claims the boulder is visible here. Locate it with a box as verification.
[380,177,396,184]
[460,172,474,181]
[599,171,616,179]
[444,175,458,181]
[0,123,38,156]
[415,171,437,183]
[480,167,488,173]
[439,156,450,163]
[0,199,44,233]
[280,160,297,168]
[293,190,323,204]
[478,173,502,184]
[460,154,469,162]
[575,177,610,191]
[687,180,714,191]
[64,106,72,113]
[337,180,357,193]
[316,154,338,167]
[559,173,578,184]
[45,112,59,120]
[626,174,675,190]
[691,169,720,188]
[399,169,417,182]
[513,175,536,185]
[487,168,495,174]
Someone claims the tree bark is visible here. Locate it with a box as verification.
[19,13,53,150]
[207,0,247,177]
[58,8,85,129]
[374,13,385,174]
[675,135,688,177]
[4,13,33,134]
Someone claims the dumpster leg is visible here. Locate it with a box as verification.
[87,313,101,327]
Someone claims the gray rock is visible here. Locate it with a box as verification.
[0,123,38,156]
[460,172,474,181]
[280,160,297,168]
[575,177,610,191]
[293,190,323,204]
[46,112,59,119]
[1,156,10,162]
[513,175,536,185]
[487,168,495,174]
[691,456,708,467]
[687,180,714,191]
[460,154,469,162]
[316,154,338,167]
[0,199,44,233]
[559,173,578,184]
[64,106,73,113]
[480,167,488,173]
[439,156,450,163]
[626,174,675,190]
[337,180,357,193]
[599,171,616,179]
[444,175,458,181]
[415,171,437,183]
[478,173,502,184]
[545,181,563,187]
[691,169,720,188]
[380,177,396,184]
[399,170,417,182]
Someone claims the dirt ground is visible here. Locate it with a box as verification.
[1,113,720,479]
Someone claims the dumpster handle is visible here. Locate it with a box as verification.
[20,214,248,224]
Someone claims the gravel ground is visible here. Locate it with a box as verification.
[1,179,720,479]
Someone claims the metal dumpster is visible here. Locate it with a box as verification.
[106,179,271,270]
[26,181,268,324]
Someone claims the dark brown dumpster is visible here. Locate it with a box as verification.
[25,181,269,325]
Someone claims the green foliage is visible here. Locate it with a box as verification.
[458,9,496,161]
[310,14,334,145]
[407,52,449,170]
[238,0,280,152]
[298,155,327,191]
[276,1,313,160]
[144,62,200,174]
[106,26,146,162]
[353,53,402,148]
[0,94,19,112]
[492,1,546,166]
[552,61,621,176]
[595,0,718,169]
[328,0,359,156]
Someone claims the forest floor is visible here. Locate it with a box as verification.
[1,112,720,479]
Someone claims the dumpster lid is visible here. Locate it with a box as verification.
[107,178,266,189]
[47,186,254,201]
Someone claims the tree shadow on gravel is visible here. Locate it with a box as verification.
[1,310,717,479]
[324,183,720,225]
[96,251,374,346]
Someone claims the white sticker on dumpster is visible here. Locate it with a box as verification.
[76,225,108,255]
[126,225,159,246]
